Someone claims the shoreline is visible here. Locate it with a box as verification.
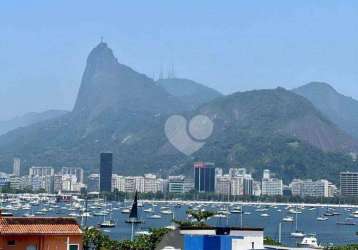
[140,199,358,208]
[2,193,358,209]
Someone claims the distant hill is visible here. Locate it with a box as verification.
[0,110,68,135]
[197,88,358,152]
[0,44,357,183]
[186,88,358,182]
[157,78,222,109]
[293,82,358,139]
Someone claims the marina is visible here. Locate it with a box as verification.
[1,194,358,247]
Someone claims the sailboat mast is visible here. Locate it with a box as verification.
[295,207,298,231]
[240,204,243,227]
[131,222,134,241]
[278,223,282,244]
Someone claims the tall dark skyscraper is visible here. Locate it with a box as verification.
[100,152,113,192]
[194,162,215,193]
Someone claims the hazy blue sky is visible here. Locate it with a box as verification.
[1,1,358,120]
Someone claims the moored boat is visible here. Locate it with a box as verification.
[297,234,323,249]
[282,216,294,222]
[125,191,144,224]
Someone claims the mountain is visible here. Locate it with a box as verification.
[186,88,358,182]
[73,42,184,118]
[293,82,358,139]
[0,42,185,174]
[0,44,357,183]
[197,87,358,153]
[157,78,222,109]
[0,110,68,135]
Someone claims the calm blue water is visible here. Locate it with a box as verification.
[9,202,358,247]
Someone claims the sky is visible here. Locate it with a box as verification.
[0,1,358,120]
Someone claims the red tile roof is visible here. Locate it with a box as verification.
[0,217,83,235]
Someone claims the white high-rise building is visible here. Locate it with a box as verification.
[62,174,77,192]
[61,167,84,183]
[112,174,125,192]
[262,178,283,196]
[243,174,254,195]
[215,175,231,195]
[301,179,329,197]
[289,179,330,197]
[144,174,157,193]
[156,178,167,193]
[134,176,145,193]
[29,166,54,177]
[328,183,337,197]
[9,176,23,190]
[263,169,271,180]
[290,179,303,196]
[30,175,53,193]
[168,175,185,193]
[253,181,261,196]
[53,174,63,193]
[12,158,21,176]
[340,172,358,197]
[231,176,244,196]
[124,177,136,193]
[184,179,194,193]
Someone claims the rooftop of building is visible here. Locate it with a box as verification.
[0,216,83,236]
[340,171,358,174]
[156,227,264,250]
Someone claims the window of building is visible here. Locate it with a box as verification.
[69,244,79,250]
[7,240,16,246]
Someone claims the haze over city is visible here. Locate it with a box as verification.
[1,1,358,120]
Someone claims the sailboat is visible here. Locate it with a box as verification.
[316,207,328,221]
[125,191,143,224]
[290,206,305,238]
[165,211,176,230]
[100,204,116,228]
[336,204,355,226]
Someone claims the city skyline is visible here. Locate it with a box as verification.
[0,158,339,200]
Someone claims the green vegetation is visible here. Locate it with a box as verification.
[264,237,282,246]
[174,209,216,228]
[0,186,46,194]
[83,208,214,249]
[83,227,170,250]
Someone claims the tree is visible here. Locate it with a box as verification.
[187,209,215,223]
[174,209,216,228]
[83,227,111,250]
[83,227,170,250]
